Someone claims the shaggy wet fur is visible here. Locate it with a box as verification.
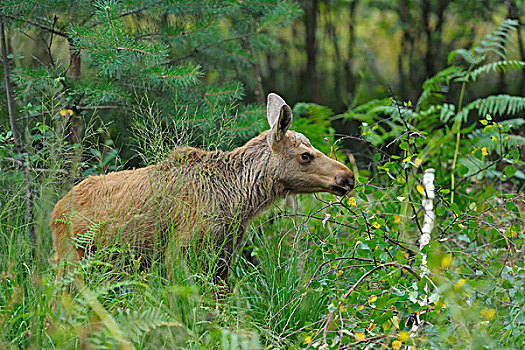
[50,94,354,283]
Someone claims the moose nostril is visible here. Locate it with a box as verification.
[336,173,355,190]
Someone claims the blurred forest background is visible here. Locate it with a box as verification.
[3,0,524,163]
[1,0,524,349]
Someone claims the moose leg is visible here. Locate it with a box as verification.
[213,251,231,302]
[215,253,231,285]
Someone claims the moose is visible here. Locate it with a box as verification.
[50,93,354,285]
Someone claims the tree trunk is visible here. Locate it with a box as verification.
[422,0,433,79]
[343,0,359,105]
[1,15,36,255]
[397,0,413,99]
[68,46,81,145]
[0,15,20,150]
[325,1,342,108]
[303,0,319,102]
[508,0,525,96]
[434,0,448,73]
[423,0,449,78]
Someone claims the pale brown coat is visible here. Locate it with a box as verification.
[50,93,354,282]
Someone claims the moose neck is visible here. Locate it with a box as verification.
[162,133,284,224]
[224,134,282,221]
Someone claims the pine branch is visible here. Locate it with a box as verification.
[88,0,163,28]
[105,6,119,50]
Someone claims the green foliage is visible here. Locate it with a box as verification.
[3,0,301,157]
[457,95,525,123]
[292,103,336,154]
[0,7,523,350]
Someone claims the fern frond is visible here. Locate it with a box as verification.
[463,60,525,82]
[456,95,525,123]
[449,19,519,64]
[71,221,105,249]
[448,48,484,65]
[418,66,466,109]
[343,98,393,122]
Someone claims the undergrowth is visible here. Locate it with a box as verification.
[1,20,524,350]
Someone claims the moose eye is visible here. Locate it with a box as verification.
[300,153,313,163]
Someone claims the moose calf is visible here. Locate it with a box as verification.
[50,93,354,284]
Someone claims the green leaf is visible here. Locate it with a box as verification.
[457,164,469,176]
[400,141,409,151]
[436,206,446,215]
[358,242,371,251]
[504,165,517,178]
[506,201,518,213]
[448,203,461,215]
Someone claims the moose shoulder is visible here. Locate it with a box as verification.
[50,93,354,283]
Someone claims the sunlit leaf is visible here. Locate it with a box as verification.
[354,332,365,341]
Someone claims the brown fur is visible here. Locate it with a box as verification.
[50,94,354,282]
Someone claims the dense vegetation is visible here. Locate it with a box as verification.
[1,1,523,349]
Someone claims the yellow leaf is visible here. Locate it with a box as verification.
[392,316,400,329]
[481,147,489,156]
[441,254,451,268]
[368,295,377,303]
[367,322,376,331]
[403,156,412,163]
[481,308,496,320]
[303,336,312,344]
[336,270,344,277]
[491,136,498,142]
[347,196,357,207]
[392,340,402,350]
[487,308,496,320]
[340,306,347,312]
[357,305,364,311]
[398,331,410,342]
[371,222,381,229]
[416,184,425,195]
[354,332,365,341]
[403,251,410,259]
[394,215,400,224]
[414,157,422,166]
[60,109,73,117]
[454,278,466,291]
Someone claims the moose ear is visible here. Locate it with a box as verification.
[267,93,292,147]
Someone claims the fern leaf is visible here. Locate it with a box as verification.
[456,95,525,123]
[418,66,466,109]
[464,60,525,82]
[449,19,519,65]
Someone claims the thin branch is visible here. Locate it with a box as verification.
[105,6,119,51]
[5,14,69,38]
[88,1,164,28]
